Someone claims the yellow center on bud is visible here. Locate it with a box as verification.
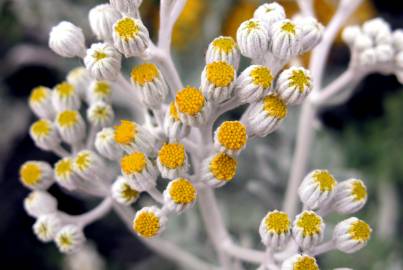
[209,153,237,181]
[37,222,49,238]
[312,170,337,192]
[114,120,137,145]
[91,105,111,120]
[93,81,111,97]
[31,119,51,137]
[206,61,235,87]
[75,151,91,171]
[30,86,48,103]
[121,152,146,174]
[296,211,322,237]
[55,82,75,97]
[55,158,73,178]
[289,69,311,93]
[169,178,197,204]
[212,36,236,53]
[169,102,180,121]
[133,211,160,238]
[94,51,107,61]
[351,180,367,201]
[57,233,73,248]
[281,22,296,34]
[121,182,139,201]
[294,256,319,270]
[57,110,79,128]
[250,66,273,88]
[131,63,159,85]
[175,86,205,116]
[217,121,247,150]
[158,143,185,169]
[115,17,139,40]
[263,95,287,119]
[349,220,371,242]
[245,20,259,32]
[264,211,290,234]
[20,163,42,186]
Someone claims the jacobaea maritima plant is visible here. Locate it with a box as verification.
[19,0,403,269]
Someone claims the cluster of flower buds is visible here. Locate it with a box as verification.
[259,170,371,269]
[342,17,403,83]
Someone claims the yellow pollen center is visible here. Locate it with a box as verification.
[281,22,296,34]
[121,152,147,174]
[206,61,235,87]
[133,211,160,238]
[55,82,75,97]
[58,234,73,247]
[75,152,90,171]
[212,37,236,53]
[121,183,139,201]
[209,153,237,181]
[297,212,322,237]
[94,51,107,61]
[31,120,51,137]
[245,20,259,32]
[312,170,336,192]
[250,67,273,88]
[30,86,48,103]
[349,220,371,242]
[263,95,287,119]
[94,81,111,96]
[289,70,311,93]
[57,110,79,128]
[169,178,196,204]
[264,211,290,234]
[351,180,367,201]
[175,86,205,116]
[293,256,319,270]
[217,121,247,150]
[55,158,73,178]
[20,163,42,186]
[131,63,159,85]
[158,143,185,169]
[169,102,180,121]
[114,120,137,145]
[115,18,139,40]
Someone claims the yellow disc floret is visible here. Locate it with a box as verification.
[281,22,296,35]
[74,151,91,172]
[250,66,273,88]
[349,220,371,242]
[31,119,51,137]
[93,81,111,96]
[20,162,42,186]
[263,95,287,119]
[168,178,197,204]
[94,51,107,61]
[209,153,237,181]
[133,211,160,238]
[158,143,185,169]
[57,110,79,128]
[29,86,48,103]
[264,211,290,234]
[293,255,319,270]
[212,36,236,53]
[121,182,140,201]
[175,86,205,116]
[297,211,322,237]
[351,180,367,201]
[55,82,75,97]
[217,121,247,150]
[289,69,311,93]
[206,61,235,87]
[121,152,146,174]
[114,17,139,40]
[131,63,159,86]
[312,170,337,192]
[245,20,259,32]
[169,102,180,121]
[55,158,73,178]
[114,120,137,145]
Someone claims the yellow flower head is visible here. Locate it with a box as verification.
[212,36,237,53]
[20,162,42,187]
[293,255,319,270]
[312,170,337,192]
[348,220,372,242]
[31,119,51,138]
[92,81,111,97]
[55,82,75,98]
[206,61,235,87]
[351,179,367,201]
[74,151,91,172]
[131,63,159,86]
[175,86,205,116]
[56,110,79,128]
[158,143,186,169]
[262,95,287,119]
[29,86,49,104]
[114,120,138,145]
[264,211,290,234]
[250,66,273,89]
[133,209,161,238]
[114,17,140,40]
[55,158,74,179]
[289,69,311,93]
[209,153,237,181]
[121,152,147,174]
[168,178,197,204]
[281,21,297,35]
[296,211,323,237]
[217,121,247,151]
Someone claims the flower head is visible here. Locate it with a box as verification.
[253,3,285,26]
[132,206,167,238]
[29,86,55,119]
[89,4,122,41]
[164,178,197,213]
[206,36,240,70]
[236,19,269,58]
[111,176,140,205]
[55,110,86,145]
[23,191,58,218]
[87,80,112,104]
[270,19,302,59]
[113,17,150,57]
[201,61,236,103]
[292,210,325,250]
[259,210,291,249]
[333,217,372,253]
[49,21,86,58]
[87,101,114,127]
[235,65,273,103]
[214,121,247,156]
[120,151,157,191]
[281,254,319,270]
[55,225,86,253]
[19,161,53,190]
[276,67,312,105]
[29,119,61,152]
[33,214,62,242]
[84,42,122,81]
[54,157,78,191]
[175,86,210,126]
[202,152,237,188]
[333,179,368,214]
[157,143,188,179]
[52,81,81,112]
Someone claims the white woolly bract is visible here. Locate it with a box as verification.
[292,211,325,251]
[55,225,86,253]
[270,19,302,59]
[95,127,123,160]
[276,67,312,105]
[201,64,236,104]
[236,19,269,58]
[84,42,122,81]
[49,21,86,58]
[24,191,58,218]
[333,217,371,253]
[177,102,211,126]
[332,178,367,214]
[205,36,240,70]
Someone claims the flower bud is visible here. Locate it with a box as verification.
[206,36,240,70]
[270,19,301,59]
[163,102,190,141]
[110,0,141,16]
[73,150,106,181]
[292,210,325,250]
[33,214,62,242]
[281,254,319,270]
[236,19,269,58]
[55,110,86,145]
[333,217,372,253]
[84,42,122,81]
[253,3,286,26]
[259,210,291,250]
[29,119,61,152]
[235,65,273,103]
[87,101,114,128]
[276,67,312,105]
[24,190,58,218]
[49,21,86,58]
[392,29,403,51]
[163,178,197,213]
[359,49,377,66]
[333,178,367,214]
[89,4,122,41]
[342,25,362,46]
[52,82,81,112]
[297,17,323,52]
[19,161,54,190]
[111,175,140,205]
[95,127,123,160]
[54,157,78,191]
[67,67,92,100]
[201,152,237,188]
[29,86,55,119]
[374,44,394,63]
[55,225,86,253]
[113,17,150,57]
[132,206,167,238]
